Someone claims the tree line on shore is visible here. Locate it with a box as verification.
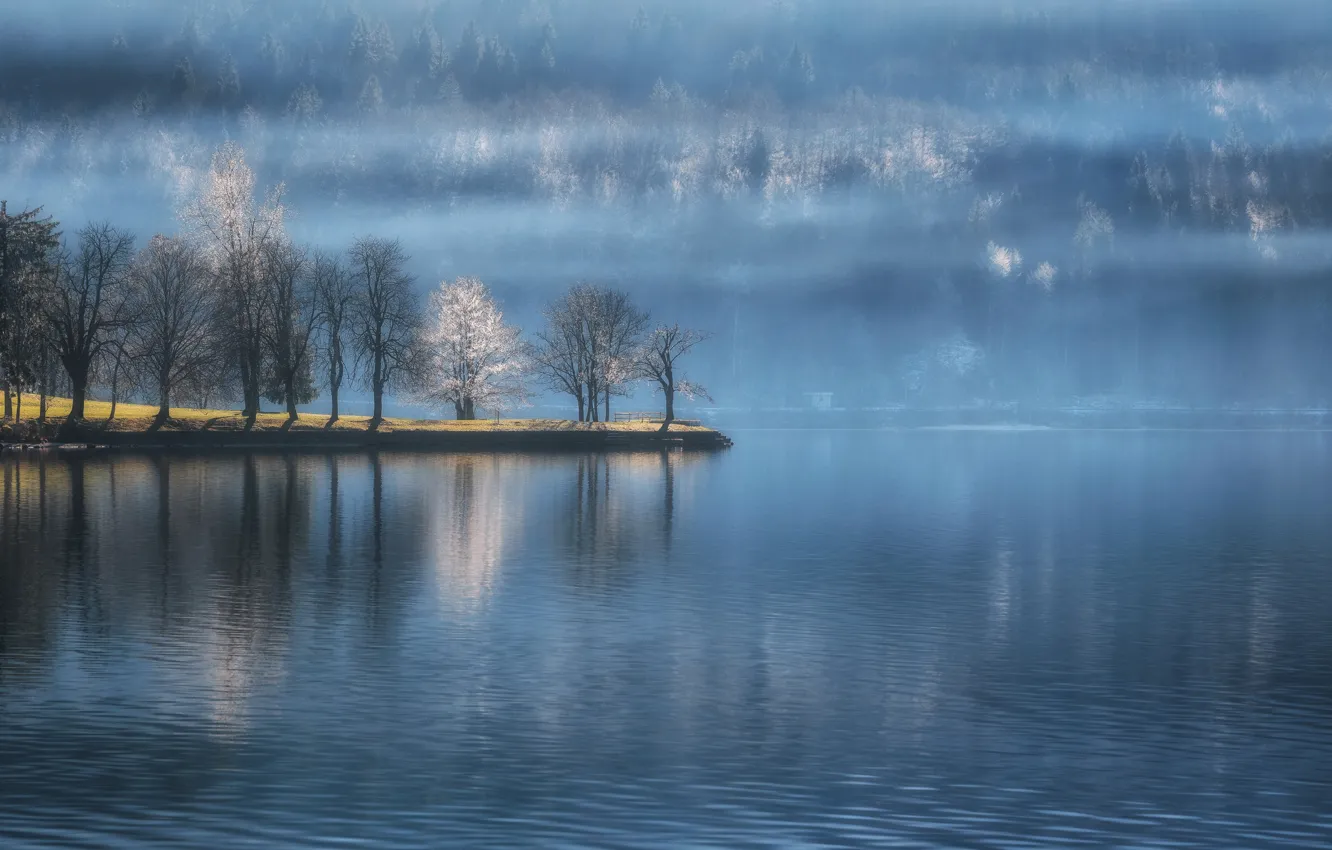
[0,143,710,432]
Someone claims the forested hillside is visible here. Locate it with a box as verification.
[4,0,1332,407]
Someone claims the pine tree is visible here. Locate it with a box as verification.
[217,54,241,109]
[457,22,489,95]
[260,34,286,79]
[286,83,323,127]
[170,57,197,107]
[358,75,385,116]
[527,21,556,82]
[779,43,815,102]
[474,36,517,101]
[0,202,61,418]
[409,17,445,80]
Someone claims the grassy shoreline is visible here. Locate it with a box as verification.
[1,395,730,450]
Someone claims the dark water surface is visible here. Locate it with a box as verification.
[3,432,1331,848]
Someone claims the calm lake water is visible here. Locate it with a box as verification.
[2,431,1331,848]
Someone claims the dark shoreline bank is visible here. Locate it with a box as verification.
[1,425,735,453]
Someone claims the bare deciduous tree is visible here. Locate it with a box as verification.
[261,239,321,425]
[592,288,649,421]
[531,299,588,421]
[635,324,712,431]
[43,223,136,420]
[532,283,646,422]
[128,235,216,426]
[348,236,417,427]
[313,252,355,426]
[419,277,527,419]
[94,324,137,423]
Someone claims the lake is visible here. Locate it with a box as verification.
[2,431,1331,848]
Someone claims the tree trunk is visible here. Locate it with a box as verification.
[463,397,475,420]
[286,376,299,423]
[39,382,47,423]
[328,381,340,427]
[575,391,584,422]
[239,359,253,418]
[370,351,384,429]
[106,357,121,423]
[3,384,11,418]
[327,354,342,426]
[658,382,675,433]
[70,373,88,420]
[604,389,610,422]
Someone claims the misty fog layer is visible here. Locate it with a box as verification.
[5,0,1332,410]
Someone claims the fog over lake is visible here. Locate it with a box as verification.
[5,1,1332,412]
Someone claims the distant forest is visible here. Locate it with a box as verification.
[4,1,1332,408]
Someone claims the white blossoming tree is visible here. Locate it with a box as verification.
[419,277,528,420]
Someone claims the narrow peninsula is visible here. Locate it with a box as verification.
[1,396,733,452]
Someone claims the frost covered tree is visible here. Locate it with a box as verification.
[179,142,286,422]
[635,324,712,431]
[419,277,527,420]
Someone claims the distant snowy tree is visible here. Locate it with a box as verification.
[779,43,815,101]
[350,16,396,71]
[407,17,446,81]
[286,83,323,126]
[455,22,483,93]
[987,241,1023,277]
[419,277,527,420]
[1030,261,1057,292]
[169,57,197,107]
[260,34,286,78]
[358,75,385,116]
[216,54,241,109]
